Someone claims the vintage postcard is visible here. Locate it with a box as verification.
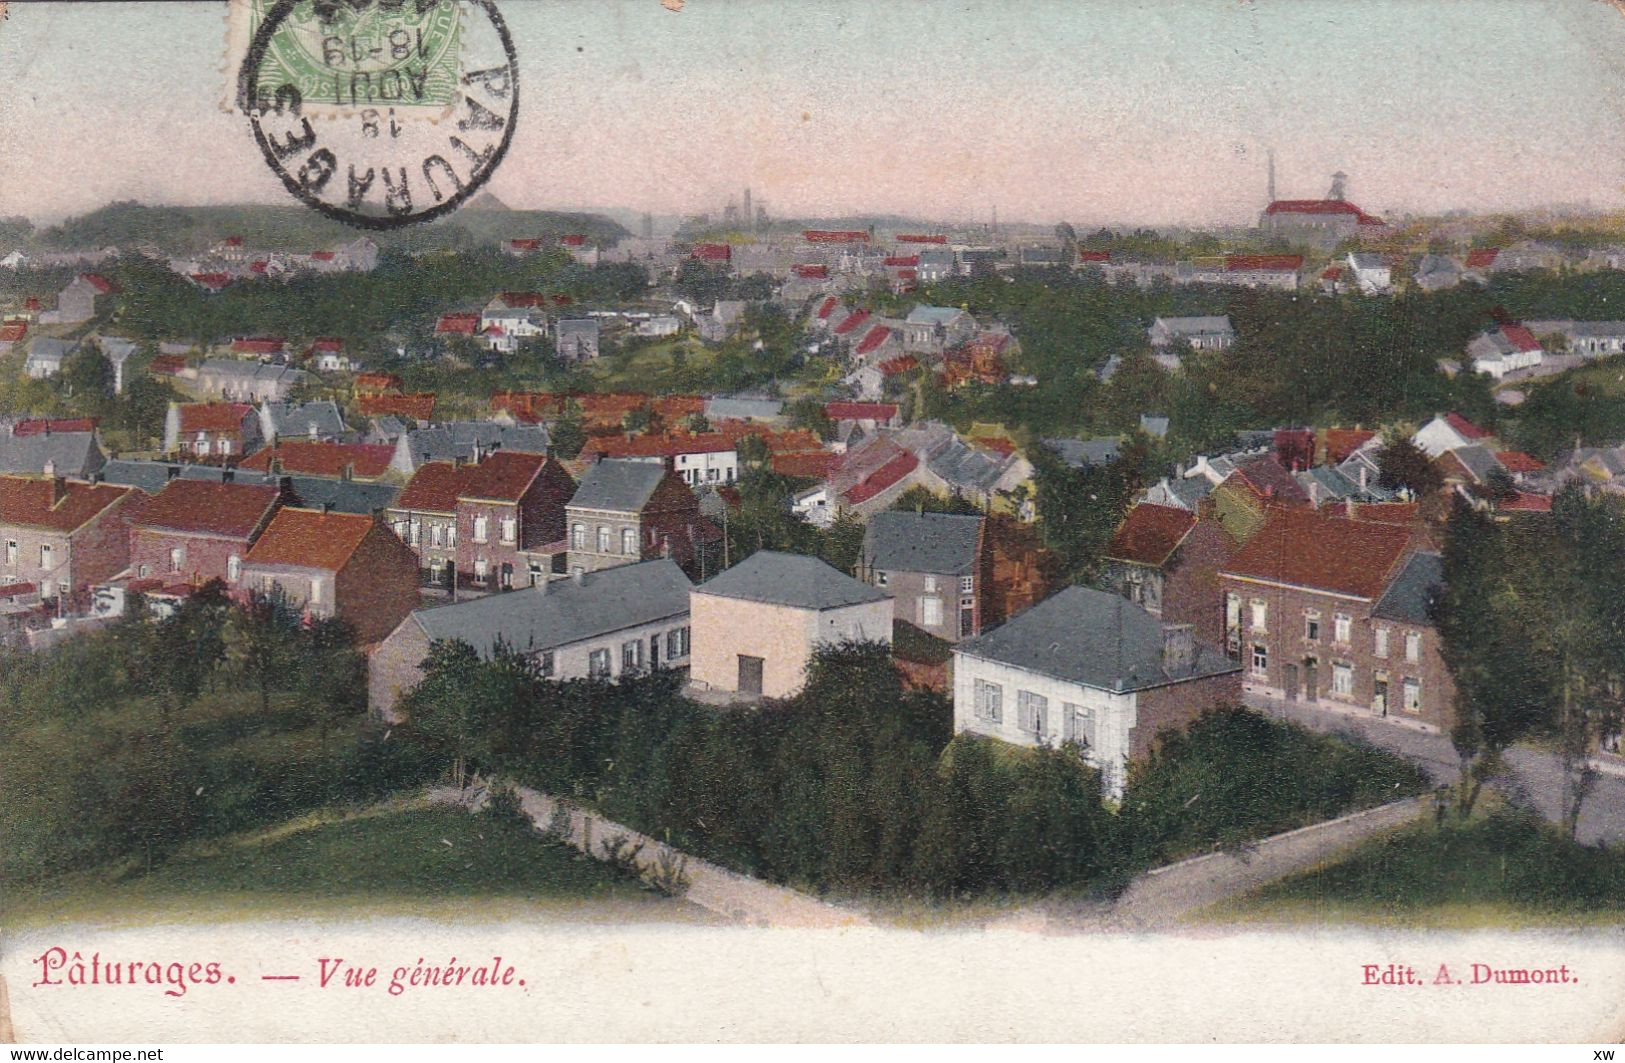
[3,0,1625,1047]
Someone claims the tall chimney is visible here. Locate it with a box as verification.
[1161,624,1196,676]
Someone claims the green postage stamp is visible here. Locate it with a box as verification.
[228,0,463,118]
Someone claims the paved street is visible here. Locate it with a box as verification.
[1248,694,1625,846]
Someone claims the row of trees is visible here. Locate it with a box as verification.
[1436,489,1625,837]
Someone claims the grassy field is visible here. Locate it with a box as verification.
[6,805,705,928]
[1212,805,1625,928]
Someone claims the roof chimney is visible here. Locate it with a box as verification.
[1162,623,1195,677]
[166,464,181,481]
[1359,466,1368,492]
[320,501,333,515]
[42,459,55,481]
[1346,498,1357,520]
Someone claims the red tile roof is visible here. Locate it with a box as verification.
[0,322,26,343]
[815,296,840,320]
[1231,455,1311,505]
[0,475,133,533]
[134,479,280,539]
[12,417,97,437]
[506,238,543,252]
[1324,428,1377,463]
[825,402,897,422]
[1105,503,1197,567]
[878,354,920,376]
[1320,266,1345,281]
[435,312,481,335]
[1226,254,1304,272]
[190,273,232,291]
[1263,200,1384,226]
[394,462,465,512]
[307,336,343,352]
[1444,412,1491,440]
[239,442,394,479]
[592,432,738,459]
[79,273,117,294]
[0,581,36,598]
[1500,492,1552,512]
[149,355,187,375]
[792,264,829,278]
[354,372,402,393]
[243,507,374,572]
[249,261,268,274]
[804,230,869,243]
[772,451,842,480]
[1223,506,1414,600]
[23,297,40,311]
[855,325,894,355]
[491,391,568,423]
[1495,450,1545,473]
[1465,248,1499,269]
[222,236,244,248]
[178,403,254,434]
[883,255,919,267]
[844,450,918,505]
[357,393,436,421]
[457,450,551,502]
[690,243,732,262]
[560,235,588,247]
[1076,250,1111,263]
[896,234,946,244]
[1333,501,1420,526]
[230,336,286,355]
[311,251,336,262]
[1500,324,1542,353]
[833,308,871,336]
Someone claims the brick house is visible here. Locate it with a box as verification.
[565,458,721,579]
[860,510,989,641]
[689,550,893,699]
[237,507,422,647]
[128,478,283,586]
[1218,507,1455,731]
[953,586,1242,799]
[163,402,263,460]
[1100,500,1241,647]
[368,558,694,721]
[386,462,465,588]
[455,451,576,591]
[0,474,141,605]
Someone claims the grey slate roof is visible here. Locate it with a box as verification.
[705,397,783,421]
[199,358,307,383]
[906,305,966,326]
[100,459,398,514]
[1452,443,1504,483]
[1045,436,1121,469]
[922,435,1012,492]
[25,337,76,365]
[412,559,692,658]
[957,585,1240,693]
[1151,315,1233,337]
[402,422,550,465]
[1373,551,1443,625]
[263,400,348,439]
[697,550,890,610]
[864,511,981,575]
[1139,414,1170,439]
[98,336,139,363]
[568,458,669,512]
[0,432,105,477]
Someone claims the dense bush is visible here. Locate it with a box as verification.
[1118,705,1429,867]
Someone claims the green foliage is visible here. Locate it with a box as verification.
[1028,436,1145,583]
[1118,706,1429,867]
[1376,436,1443,497]
[1509,355,1625,460]
[891,484,983,515]
[785,396,835,440]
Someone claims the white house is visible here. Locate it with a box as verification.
[24,337,75,379]
[1466,323,1543,380]
[1411,412,1493,459]
[1346,251,1392,294]
[367,558,694,721]
[952,586,1242,799]
[1146,315,1235,351]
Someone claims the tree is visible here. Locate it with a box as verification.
[300,617,365,747]
[59,341,113,408]
[550,412,587,460]
[223,589,301,714]
[684,412,711,434]
[622,406,657,434]
[150,580,230,721]
[735,432,770,470]
[786,397,835,441]
[1376,436,1443,497]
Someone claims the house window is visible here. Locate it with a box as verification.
[597,526,610,552]
[960,574,974,594]
[4,540,15,566]
[588,648,611,678]
[428,524,441,548]
[539,651,555,678]
[310,576,323,603]
[1374,627,1389,659]
[1332,662,1354,697]
[1304,612,1320,641]
[1062,703,1094,748]
[621,639,643,672]
[1402,677,1422,713]
[1334,613,1352,645]
[1250,599,1267,632]
[39,544,53,569]
[875,570,889,587]
[227,555,241,581]
[473,558,488,584]
[923,575,938,593]
[216,438,231,455]
[168,546,184,573]
[973,678,1003,722]
[666,626,691,659]
[706,468,719,482]
[138,564,150,578]
[409,520,421,546]
[1017,690,1048,737]
[472,516,489,544]
[446,524,456,547]
[571,523,585,549]
[1251,643,1268,677]
[921,596,943,628]
[1405,631,1421,663]
[621,527,636,555]
[501,517,517,545]
[195,440,209,456]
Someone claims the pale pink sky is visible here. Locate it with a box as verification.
[4,0,1625,225]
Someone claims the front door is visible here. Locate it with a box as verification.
[959,600,975,638]
[1303,659,1318,702]
[1284,663,1298,701]
[738,654,764,695]
[650,634,661,671]
[1373,679,1388,717]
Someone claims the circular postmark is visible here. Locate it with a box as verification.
[237,0,518,229]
